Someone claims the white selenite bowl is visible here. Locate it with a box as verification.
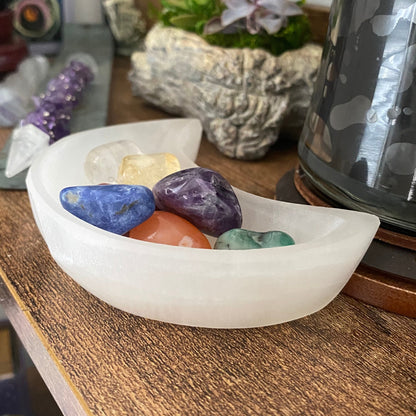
[26,118,380,328]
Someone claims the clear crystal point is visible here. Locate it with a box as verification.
[5,124,50,178]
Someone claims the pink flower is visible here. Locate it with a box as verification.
[204,0,303,35]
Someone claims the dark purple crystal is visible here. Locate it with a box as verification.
[21,59,94,143]
[153,167,242,237]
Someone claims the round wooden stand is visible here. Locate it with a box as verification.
[276,167,416,318]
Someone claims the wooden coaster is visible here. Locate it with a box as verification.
[293,167,416,250]
[291,167,416,318]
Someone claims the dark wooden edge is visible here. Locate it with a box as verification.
[293,165,331,207]
[303,4,330,44]
[0,270,90,416]
[345,265,416,318]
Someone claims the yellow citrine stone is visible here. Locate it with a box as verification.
[117,153,181,188]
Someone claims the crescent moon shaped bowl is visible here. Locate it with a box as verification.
[26,118,380,328]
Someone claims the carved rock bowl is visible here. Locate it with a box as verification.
[26,118,379,328]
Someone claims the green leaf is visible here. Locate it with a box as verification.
[163,0,187,9]
[169,14,201,30]
[193,0,211,5]
[194,20,208,34]
[203,15,311,56]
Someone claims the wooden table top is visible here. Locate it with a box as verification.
[0,56,415,416]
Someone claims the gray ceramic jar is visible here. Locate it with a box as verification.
[298,0,416,232]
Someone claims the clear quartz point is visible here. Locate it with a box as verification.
[5,124,50,178]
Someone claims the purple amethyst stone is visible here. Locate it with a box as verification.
[153,167,242,237]
[22,59,94,143]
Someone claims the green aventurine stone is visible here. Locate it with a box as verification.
[214,229,295,250]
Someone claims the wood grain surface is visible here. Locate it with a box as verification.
[0,327,13,376]
[0,55,415,416]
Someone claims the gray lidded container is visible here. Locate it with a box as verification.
[298,0,416,232]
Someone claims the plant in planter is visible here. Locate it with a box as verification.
[160,0,311,56]
[129,0,322,159]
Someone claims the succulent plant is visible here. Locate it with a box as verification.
[160,0,224,33]
[159,0,310,56]
[204,0,304,35]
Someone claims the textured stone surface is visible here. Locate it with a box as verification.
[60,184,155,235]
[129,25,322,159]
[129,211,211,248]
[152,167,242,237]
[214,228,295,250]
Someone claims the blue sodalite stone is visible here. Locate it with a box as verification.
[214,229,295,250]
[152,167,242,237]
[60,184,155,235]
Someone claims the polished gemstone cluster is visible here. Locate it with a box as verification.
[60,140,294,249]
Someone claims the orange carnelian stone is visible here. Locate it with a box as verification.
[129,211,211,249]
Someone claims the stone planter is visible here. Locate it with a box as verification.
[129,25,322,160]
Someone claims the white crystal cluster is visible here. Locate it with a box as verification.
[129,25,322,159]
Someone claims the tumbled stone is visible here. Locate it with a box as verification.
[214,229,295,250]
[84,140,143,184]
[117,152,180,188]
[152,167,242,237]
[129,211,211,248]
[60,184,155,235]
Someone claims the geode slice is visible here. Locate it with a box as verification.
[129,25,322,160]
